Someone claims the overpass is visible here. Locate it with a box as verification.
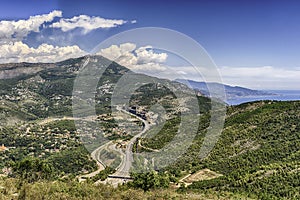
[107,175,133,180]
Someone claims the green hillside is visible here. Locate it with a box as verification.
[141,100,300,200]
[0,56,299,199]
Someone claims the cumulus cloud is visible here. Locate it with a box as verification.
[88,43,300,90]
[135,46,168,64]
[0,11,132,42]
[97,43,168,72]
[0,11,135,63]
[0,41,86,63]
[97,44,220,82]
[0,10,62,43]
[50,15,130,34]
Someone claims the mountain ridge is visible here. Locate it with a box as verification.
[175,78,275,99]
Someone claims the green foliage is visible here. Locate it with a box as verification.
[140,117,180,150]
[139,96,211,152]
[11,157,55,183]
[0,177,249,200]
[40,78,74,97]
[90,167,115,182]
[130,83,176,108]
[45,120,76,132]
[185,101,300,199]
[47,147,97,175]
[0,56,299,199]
[8,147,97,182]
[129,171,170,191]
[0,121,89,175]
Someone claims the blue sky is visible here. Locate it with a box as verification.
[1,0,300,89]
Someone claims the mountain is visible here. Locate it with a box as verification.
[139,100,300,199]
[0,56,200,126]
[175,79,274,99]
[0,56,299,200]
[0,55,207,176]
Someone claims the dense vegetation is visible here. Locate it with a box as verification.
[150,100,300,200]
[0,119,97,176]
[0,56,299,199]
[0,56,136,178]
[130,97,299,199]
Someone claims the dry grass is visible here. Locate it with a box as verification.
[0,177,251,200]
[180,168,223,186]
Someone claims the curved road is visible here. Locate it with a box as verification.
[111,107,150,178]
[78,106,150,184]
[77,141,113,182]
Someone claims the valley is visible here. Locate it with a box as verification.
[0,56,299,200]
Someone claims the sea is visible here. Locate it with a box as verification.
[226,90,300,105]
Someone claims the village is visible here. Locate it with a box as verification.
[0,103,160,176]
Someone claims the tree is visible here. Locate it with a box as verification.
[11,157,55,183]
[130,171,169,191]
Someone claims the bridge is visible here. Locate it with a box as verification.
[107,175,133,180]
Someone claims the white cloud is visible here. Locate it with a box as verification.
[0,41,86,63]
[99,43,136,61]
[50,15,130,34]
[0,10,62,42]
[218,66,300,90]
[97,43,168,72]
[159,65,300,90]
[0,11,134,64]
[97,43,300,90]
[135,46,168,64]
[0,10,133,43]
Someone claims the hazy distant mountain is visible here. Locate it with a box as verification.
[175,79,275,99]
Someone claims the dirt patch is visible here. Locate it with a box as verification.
[178,169,223,187]
[184,169,222,183]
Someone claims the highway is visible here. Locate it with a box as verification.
[111,106,150,178]
[78,106,150,185]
